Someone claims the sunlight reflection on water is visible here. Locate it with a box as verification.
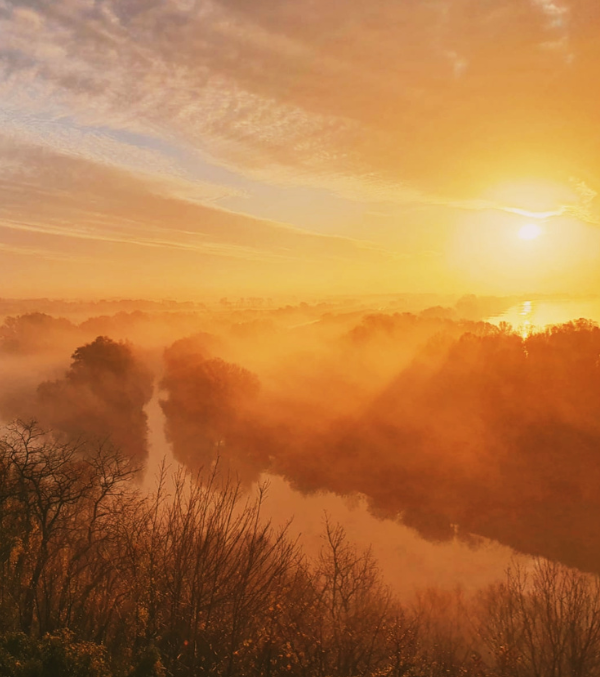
[487,297,600,334]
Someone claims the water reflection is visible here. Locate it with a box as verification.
[519,301,533,339]
[488,297,600,333]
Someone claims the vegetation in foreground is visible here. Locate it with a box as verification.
[2,422,600,677]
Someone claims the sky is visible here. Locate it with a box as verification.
[1,0,600,298]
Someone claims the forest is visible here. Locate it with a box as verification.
[1,303,600,675]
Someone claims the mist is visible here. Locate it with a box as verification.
[1,295,599,586]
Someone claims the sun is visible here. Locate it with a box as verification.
[518,223,543,240]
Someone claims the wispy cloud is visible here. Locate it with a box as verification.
[0,139,389,263]
[1,0,598,203]
[1,0,599,296]
[0,239,73,261]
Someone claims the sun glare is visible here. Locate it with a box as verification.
[518,223,543,240]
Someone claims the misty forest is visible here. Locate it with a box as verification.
[2,299,600,676]
[4,0,600,674]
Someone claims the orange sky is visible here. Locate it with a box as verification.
[1,0,600,298]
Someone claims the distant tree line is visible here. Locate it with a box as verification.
[2,422,600,676]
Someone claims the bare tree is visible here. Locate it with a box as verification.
[308,518,395,677]
[477,558,600,677]
[0,421,137,638]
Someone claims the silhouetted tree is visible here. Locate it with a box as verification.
[35,336,154,462]
[160,337,263,484]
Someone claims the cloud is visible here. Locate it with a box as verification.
[0,137,387,261]
[0,135,410,297]
[3,0,600,299]
[1,0,598,207]
[0,241,73,260]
